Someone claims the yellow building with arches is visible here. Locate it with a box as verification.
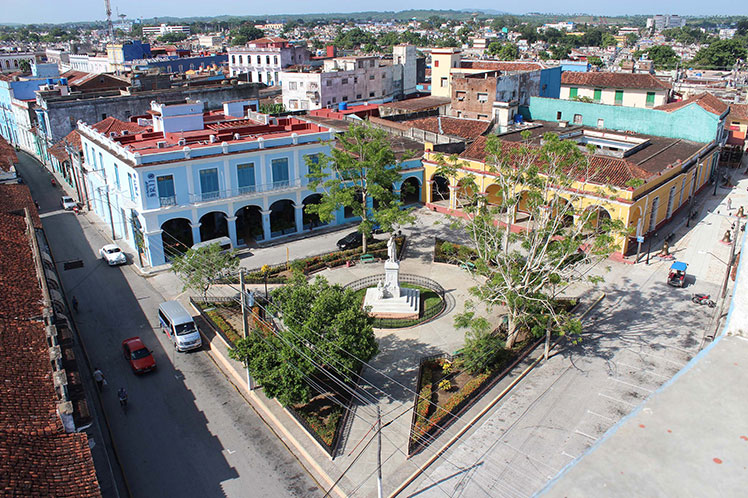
[421,122,719,259]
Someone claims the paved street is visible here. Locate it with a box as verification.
[16,152,322,498]
[401,170,746,497]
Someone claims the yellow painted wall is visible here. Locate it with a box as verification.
[422,148,714,254]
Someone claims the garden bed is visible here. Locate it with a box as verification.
[408,335,538,456]
[192,297,357,457]
[232,235,406,284]
[352,283,446,328]
[433,237,477,265]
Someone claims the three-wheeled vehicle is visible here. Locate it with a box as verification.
[668,261,687,287]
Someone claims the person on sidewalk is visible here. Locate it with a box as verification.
[93,367,105,391]
[727,197,732,212]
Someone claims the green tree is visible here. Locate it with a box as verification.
[487,42,519,60]
[625,32,639,47]
[550,44,571,60]
[436,132,626,355]
[691,39,748,69]
[600,33,617,49]
[587,56,602,67]
[306,124,415,254]
[130,24,143,39]
[158,32,189,43]
[231,24,264,46]
[334,27,376,49]
[229,275,378,406]
[171,244,239,298]
[19,59,31,73]
[645,45,680,69]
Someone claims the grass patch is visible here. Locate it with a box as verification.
[353,284,445,328]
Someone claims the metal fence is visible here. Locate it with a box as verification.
[344,273,447,328]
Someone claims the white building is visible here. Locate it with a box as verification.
[540,22,575,32]
[647,15,687,31]
[198,35,223,49]
[228,37,310,85]
[0,52,35,73]
[142,24,191,37]
[281,45,417,111]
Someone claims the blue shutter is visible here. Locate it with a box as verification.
[199,168,219,200]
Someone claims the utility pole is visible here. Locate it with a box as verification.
[101,186,116,240]
[721,218,740,299]
[240,268,254,390]
[377,405,383,498]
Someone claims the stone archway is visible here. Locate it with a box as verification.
[401,177,421,205]
[235,205,263,245]
[583,205,613,233]
[269,199,295,236]
[199,211,229,241]
[161,218,193,260]
[431,174,450,202]
[302,193,324,229]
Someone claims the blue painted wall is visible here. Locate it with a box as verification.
[523,97,722,143]
[539,67,561,99]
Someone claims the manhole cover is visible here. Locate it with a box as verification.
[63,259,84,270]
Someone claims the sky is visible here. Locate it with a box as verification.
[2,0,746,24]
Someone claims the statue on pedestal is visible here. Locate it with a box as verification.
[387,234,398,262]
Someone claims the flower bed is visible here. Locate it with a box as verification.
[433,237,477,265]
[192,300,243,346]
[237,235,406,284]
[408,337,537,456]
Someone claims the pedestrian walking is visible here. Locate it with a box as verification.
[71,296,78,313]
[727,197,732,211]
[93,367,105,391]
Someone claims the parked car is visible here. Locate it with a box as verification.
[99,244,126,265]
[121,337,156,374]
[60,196,76,210]
[336,231,374,251]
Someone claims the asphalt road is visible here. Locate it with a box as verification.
[16,153,322,498]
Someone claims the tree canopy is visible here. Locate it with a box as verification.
[230,24,264,46]
[435,132,626,355]
[171,244,239,298]
[157,32,189,43]
[691,39,748,69]
[486,42,519,60]
[645,45,680,69]
[306,124,415,253]
[229,275,378,406]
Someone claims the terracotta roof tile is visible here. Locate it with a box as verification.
[0,184,42,228]
[0,136,19,172]
[379,96,451,112]
[405,116,490,140]
[561,71,671,90]
[654,92,728,116]
[91,116,149,136]
[728,103,748,121]
[460,61,546,72]
[459,136,652,189]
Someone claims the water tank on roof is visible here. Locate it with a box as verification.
[338,102,348,111]
[46,78,55,85]
[513,114,524,124]
[60,78,67,85]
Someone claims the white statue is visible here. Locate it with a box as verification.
[376,280,385,299]
[387,234,397,262]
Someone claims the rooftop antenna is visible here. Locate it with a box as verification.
[104,0,114,40]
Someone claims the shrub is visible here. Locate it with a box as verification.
[437,379,452,392]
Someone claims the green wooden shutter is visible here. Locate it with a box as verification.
[569,87,578,98]
[646,92,655,106]
[593,88,602,102]
[615,90,624,104]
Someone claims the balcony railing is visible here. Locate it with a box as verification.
[159,195,177,207]
[187,178,302,204]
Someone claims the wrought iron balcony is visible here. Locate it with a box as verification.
[187,178,302,204]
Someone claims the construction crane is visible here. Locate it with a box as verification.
[104,0,114,41]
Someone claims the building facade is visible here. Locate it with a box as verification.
[560,72,671,109]
[228,37,310,84]
[142,24,191,36]
[0,52,35,72]
[281,46,418,111]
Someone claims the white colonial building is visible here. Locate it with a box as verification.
[228,37,310,85]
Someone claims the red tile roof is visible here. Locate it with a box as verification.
[0,136,18,172]
[379,96,451,112]
[728,103,748,121]
[561,71,671,91]
[0,207,100,497]
[406,116,490,140]
[654,92,728,116]
[92,116,150,136]
[0,184,42,229]
[459,136,652,189]
[460,61,545,72]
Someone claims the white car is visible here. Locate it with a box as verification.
[61,196,76,210]
[100,244,126,266]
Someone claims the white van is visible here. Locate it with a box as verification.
[158,301,202,352]
[191,236,232,253]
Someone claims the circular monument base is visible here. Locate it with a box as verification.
[363,286,420,319]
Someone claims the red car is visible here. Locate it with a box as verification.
[122,337,156,374]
